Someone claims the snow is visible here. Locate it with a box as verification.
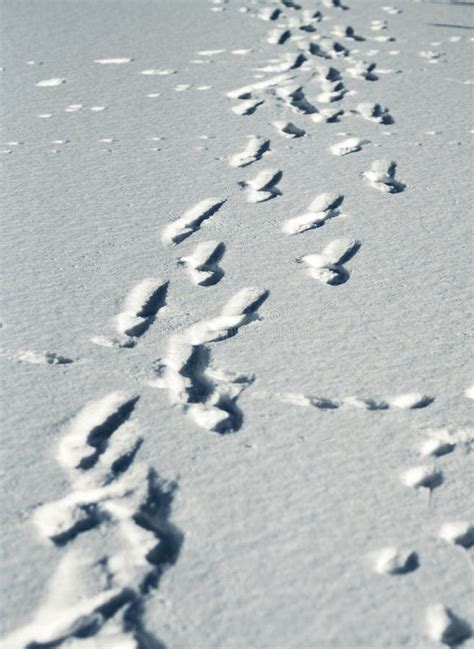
[1,0,473,647]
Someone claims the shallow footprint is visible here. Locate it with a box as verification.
[273,121,305,138]
[330,137,370,156]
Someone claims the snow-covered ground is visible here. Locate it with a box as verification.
[1,0,473,647]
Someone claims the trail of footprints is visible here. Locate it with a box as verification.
[8,1,470,647]
[222,0,408,301]
[224,1,468,644]
[372,422,473,646]
[5,392,182,648]
[268,390,434,411]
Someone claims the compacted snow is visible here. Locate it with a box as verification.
[1,0,473,647]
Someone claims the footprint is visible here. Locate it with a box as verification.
[258,7,281,21]
[401,465,443,490]
[372,547,419,575]
[364,159,405,193]
[356,102,394,124]
[34,467,136,545]
[36,78,66,87]
[227,74,294,101]
[170,287,268,349]
[282,192,344,235]
[439,522,474,549]
[278,85,318,115]
[186,366,254,433]
[347,61,378,80]
[91,335,135,349]
[3,550,132,647]
[281,0,302,9]
[318,65,343,82]
[289,16,316,34]
[93,279,167,348]
[56,391,140,471]
[241,168,282,203]
[273,120,306,138]
[229,135,270,167]
[373,34,396,44]
[196,49,226,56]
[333,25,365,41]
[382,6,402,14]
[209,0,228,12]
[278,393,340,409]
[267,27,292,45]
[370,19,388,32]
[113,278,168,340]
[94,58,132,64]
[388,393,433,409]
[16,350,73,365]
[425,605,472,646]
[322,0,348,9]
[325,40,350,58]
[312,107,344,123]
[65,104,83,113]
[330,137,370,156]
[299,238,361,285]
[300,10,322,29]
[161,197,226,245]
[308,42,332,59]
[232,98,265,115]
[316,79,347,104]
[257,52,306,73]
[419,50,446,64]
[342,396,389,410]
[419,436,455,458]
[13,462,181,649]
[179,240,225,286]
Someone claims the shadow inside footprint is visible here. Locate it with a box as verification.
[392,552,420,575]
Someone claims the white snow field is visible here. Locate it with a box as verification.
[1,0,473,647]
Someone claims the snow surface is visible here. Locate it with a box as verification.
[1,0,473,647]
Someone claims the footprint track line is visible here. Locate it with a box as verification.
[257,391,435,411]
[5,392,182,648]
